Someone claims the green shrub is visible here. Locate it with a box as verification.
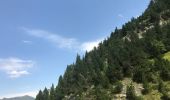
[126,83,137,100]
[142,81,151,95]
[112,81,123,94]
[161,93,170,100]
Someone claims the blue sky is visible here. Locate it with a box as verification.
[0,0,150,98]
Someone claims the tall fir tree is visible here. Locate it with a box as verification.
[50,84,55,100]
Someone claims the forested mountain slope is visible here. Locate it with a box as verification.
[36,0,170,99]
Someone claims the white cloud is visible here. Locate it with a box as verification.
[0,57,34,78]
[0,91,38,99]
[81,39,103,52]
[22,40,32,44]
[8,70,29,78]
[118,14,124,18]
[21,27,105,52]
[134,14,140,18]
[21,27,78,49]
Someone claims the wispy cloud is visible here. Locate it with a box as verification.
[21,27,105,52]
[0,57,34,78]
[22,40,32,44]
[21,27,78,49]
[0,91,38,99]
[118,14,124,18]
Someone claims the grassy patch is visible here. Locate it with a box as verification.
[142,90,161,100]
[162,51,170,61]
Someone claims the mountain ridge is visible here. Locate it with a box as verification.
[36,0,170,99]
[0,95,34,100]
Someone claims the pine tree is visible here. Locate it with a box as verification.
[43,87,49,100]
[35,90,43,100]
[55,75,64,99]
[50,84,55,100]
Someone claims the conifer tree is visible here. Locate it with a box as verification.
[35,90,43,100]
[43,87,49,100]
[50,84,55,100]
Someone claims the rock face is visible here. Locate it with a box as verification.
[0,95,34,100]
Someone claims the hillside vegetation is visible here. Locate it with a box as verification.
[163,51,170,61]
[36,0,170,100]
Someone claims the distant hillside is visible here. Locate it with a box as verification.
[35,0,170,99]
[0,96,34,100]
